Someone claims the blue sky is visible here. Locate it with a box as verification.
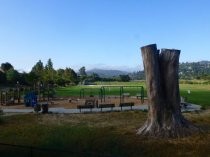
[0,0,210,72]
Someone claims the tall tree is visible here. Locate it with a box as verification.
[6,69,19,84]
[79,66,87,81]
[79,66,87,76]
[119,75,130,82]
[0,71,6,83]
[45,58,53,71]
[31,60,44,80]
[138,44,199,138]
[1,62,14,72]
[90,73,101,82]
[64,68,78,84]
[44,58,55,83]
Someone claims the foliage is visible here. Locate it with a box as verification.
[1,62,14,72]
[0,71,6,83]
[179,61,210,79]
[118,75,131,82]
[129,61,210,80]
[89,73,101,82]
[1,59,210,87]
[79,66,87,76]
[6,69,19,84]
[31,60,44,80]
[55,68,78,86]
[129,71,145,80]
[79,66,87,82]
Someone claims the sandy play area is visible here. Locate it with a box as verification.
[0,96,147,109]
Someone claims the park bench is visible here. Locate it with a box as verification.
[77,99,97,112]
[98,103,115,112]
[119,102,134,111]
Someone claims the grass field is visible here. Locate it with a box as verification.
[0,111,210,157]
[55,81,210,107]
[1,81,210,157]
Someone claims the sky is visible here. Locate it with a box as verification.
[0,0,210,72]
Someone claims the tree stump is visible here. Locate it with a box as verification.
[137,44,199,138]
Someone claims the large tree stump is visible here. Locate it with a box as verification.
[137,44,199,138]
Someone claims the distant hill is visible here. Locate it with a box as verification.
[87,69,129,78]
[87,61,210,80]
[129,61,210,80]
[179,61,210,79]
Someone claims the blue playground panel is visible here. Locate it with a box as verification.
[24,92,37,107]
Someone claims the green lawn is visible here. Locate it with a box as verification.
[1,81,210,157]
[180,84,210,107]
[55,81,210,107]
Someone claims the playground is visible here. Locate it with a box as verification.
[0,85,146,112]
[0,82,55,111]
[1,83,208,113]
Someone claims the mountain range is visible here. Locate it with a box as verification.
[87,68,128,78]
[87,61,210,79]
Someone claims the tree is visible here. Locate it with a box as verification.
[79,66,87,81]
[6,69,19,84]
[64,68,78,84]
[55,68,78,86]
[1,62,14,72]
[119,75,130,82]
[137,44,199,138]
[55,68,65,85]
[45,58,53,71]
[0,71,6,83]
[44,58,55,83]
[89,73,101,82]
[79,66,87,76]
[31,60,44,76]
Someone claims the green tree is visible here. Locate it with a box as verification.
[55,68,66,86]
[79,66,87,81]
[45,58,53,71]
[119,75,131,82]
[6,69,19,84]
[0,71,6,83]
[89,73,101,82]
[31,60,44,75]
[1,62,14,72]
[44,58,55,83]
[64,68,78,84]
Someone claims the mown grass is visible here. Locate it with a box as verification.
[180,84,210,107]
[0,111,210,157]
[55,81,210,107]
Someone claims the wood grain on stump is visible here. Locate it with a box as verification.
[137,44,199,138]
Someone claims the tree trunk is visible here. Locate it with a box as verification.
[137,44,199,138]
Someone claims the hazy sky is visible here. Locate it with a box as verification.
[0,0,210,72]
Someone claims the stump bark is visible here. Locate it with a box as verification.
[137,44,199,138]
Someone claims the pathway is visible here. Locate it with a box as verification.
[2,104,201,115]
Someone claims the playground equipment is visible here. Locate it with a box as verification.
[79,86,144,103]
[77,86,145,112]
[101,86,144,103]
[79,88,102,99]
[24,92,37,107]
[33,82,55,101]
[0,88,21,106]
